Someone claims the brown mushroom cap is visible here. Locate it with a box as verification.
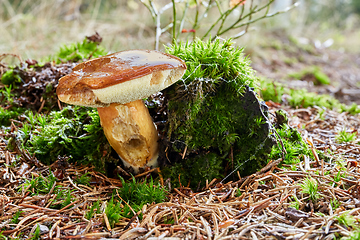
[56,50,187,107]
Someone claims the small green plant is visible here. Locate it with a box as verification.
[333,158,348,184]
[334,170,342,182]
[336,158,347,170]
[18,122,32,142]
[25,110,38,126]
[317,107,326,120]
[291,165,297,171]
[74,172,91,186]
[11,210,23,224]
[288,89,339,109]
[289,196,301,210]
[36,113,47,128]
[336,129,357,143]
[47,38,107,64]
[0,232,7,240]
[0,85,15,105]
[0,106,24,126]
[118,176,167,218]
[105,197,123,228]
[300,177,320,202]
[21,172,58,195]
[341,229,360,240]
[85,200,102,220]
[236,188,242,197]
[163,216,175,224]
[1,69,21,86]
[289,199,300,210]
[29,224,41,240]
[331,199,341,210]
[341,103,360,115]
[259,78,360,115]
[269,125,311,165]
[288,66,331,85]
[259,78,285,103]
[335,211,356,228]
[51,189,75,209]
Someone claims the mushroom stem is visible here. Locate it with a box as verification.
[96,100,159,172]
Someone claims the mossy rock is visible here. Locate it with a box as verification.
[158,39,276,189]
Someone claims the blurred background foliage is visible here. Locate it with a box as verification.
[1,0,359,61]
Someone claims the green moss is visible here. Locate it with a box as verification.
[0,106,25,126]
[104,177,167,223]
[161,152,224,189]
[288,89,338,108]
[336,129,357,143]
[283,57,298,66]
[288,66,330,85]
[0,85,15,105]
[11,210,23,224]
[85,200,101,220]
[118,177,167,211]
[259,77,285,104]
[47,38,107,64]
[300,177,320,203]
[269,123,311,165]
[342,229,360,240]
[260,78,360,114]
[21,171,58,195]
[341,103,360,115]
[1,69,22,85]
[166,38,257,89]
[162,38,275,189]
[22,106,111,170]
[269,39,282,50]
[105,197,123,228]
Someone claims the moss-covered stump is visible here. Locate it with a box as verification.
[156,39,276,189]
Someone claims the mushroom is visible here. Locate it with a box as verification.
[56,50,187,172]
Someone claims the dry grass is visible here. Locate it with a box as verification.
[0,0,155,60]
[1,0,360,62]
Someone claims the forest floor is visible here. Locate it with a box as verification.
[1,34,360,239]
[251,33,360,105]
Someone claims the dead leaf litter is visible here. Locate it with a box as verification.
[0,103,360,239]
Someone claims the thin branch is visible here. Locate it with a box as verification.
[171,0,176,42]
[177,1,190,39]
[139,0,156,20]
[217,1,270,37]
[231,2,299,31]
[192,0,200,40]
